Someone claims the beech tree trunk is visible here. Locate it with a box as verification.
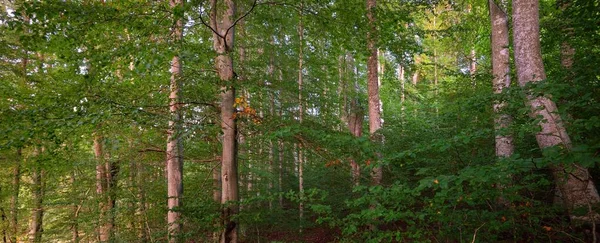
[210,0,239,241]
[10,149,21,243]
[344,54,363,186]
[367,0,383,185]
[70,172,79,243]
[512,0,600,220]
[489,0,514,159]
[297,3,306,228]
[28,148,43,243]
[166,0,184,241]
[94,136,110,242]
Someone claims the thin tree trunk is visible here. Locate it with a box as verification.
[398,64,405,119]
[136,159,148,243]
[278,140,284,208]
[512,0,600,220]
[470,49,477,82]
[489,0,514,159]
[94,135,110,242]
[9,149,21,243]
[70,171,79,243]
[2,203,7,243]
[367,0,383,185]
[105,150,117,242]
[28,148,43,243]
[210,0,238,241]
[166,0,184,241]
[297,3,305,230]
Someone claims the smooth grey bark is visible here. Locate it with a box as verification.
[166,0,184,241]
[489,0,514,159]
[512,0,600,220]
[210,0,239,241]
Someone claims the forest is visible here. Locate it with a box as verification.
[1,0,600,242]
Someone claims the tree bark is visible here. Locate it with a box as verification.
[367,0,383,185]
[210,0,239,241]
[94,135,110,242]
[9,149,21,243]
[512,0,600,220]
[27,148,43,243]
[70,172,79,243]
[489,0,514,159]
[345,54,363,187]
[166,0,184,241]
[297,3,305,228]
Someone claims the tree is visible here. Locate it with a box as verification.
[166,0,184,241]
[489,0,513,159]
[512,0,600,220]
[209,0,239,241]
[366,0,383,186]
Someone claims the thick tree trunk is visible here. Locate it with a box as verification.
[344,54,363,186]
[367,0,383,185]
[210,0,238,241]
[9,149,21,243]
[512,0,600,220]
[166,0,184,241]
[28,148,43,243]
[489,0,514,159]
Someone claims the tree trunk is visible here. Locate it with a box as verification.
[470,49,477,83]
[512,0,600,220]
[136,159,148,243]
[367,0,383,185]
[278,140,284,208]
[166,0,184,241]
[9,149,21,243]
[297,3,305,229]
[210,0,238,241]
[344,54,363,187]
[28,148,43,243]
[94,136,110,242]
[489,0,514,159]
[70,172,79,243]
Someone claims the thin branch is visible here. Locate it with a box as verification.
[196,9,223,40]
[223,0,258,48]
[471,222,486,243]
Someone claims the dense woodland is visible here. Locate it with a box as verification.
[1,0,600,242]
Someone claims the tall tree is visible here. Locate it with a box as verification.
[10,149,21,243]
[297,1,306,227]
[27,148,43,243]
[512,0,600,220]
[210,0,239,241]
[366,0,383,185]
[345,54,363,186]
[489,0,513,159]
[94,135,111,242]
[166,0,184,241]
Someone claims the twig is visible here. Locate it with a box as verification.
[471,222,486,243]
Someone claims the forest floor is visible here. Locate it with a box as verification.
[243,227,340,243]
